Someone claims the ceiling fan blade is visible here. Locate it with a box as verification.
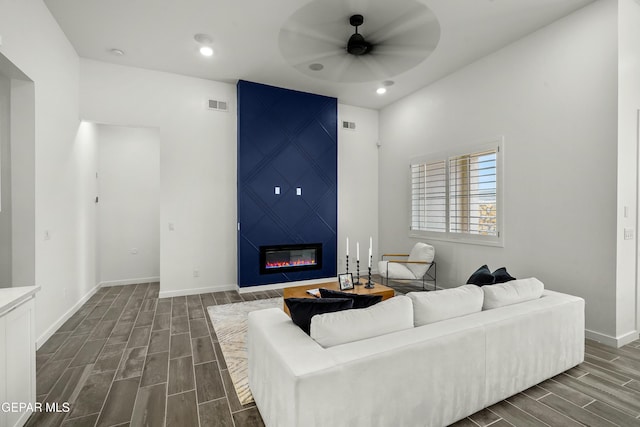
[356,55,392,80]
[279,28,344,59]
[279,26,345,49]
[367,54,427,78]
[290,49,346,69]
[366,4,439,45]
[324,55,357,82]
[372,44,437,58]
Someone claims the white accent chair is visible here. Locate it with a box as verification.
[378,242,436,290]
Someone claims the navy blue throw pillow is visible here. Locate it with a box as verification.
[492,267,516,284]
[318,288,382,309]
[285,298,354,335]
[466,264,495,286]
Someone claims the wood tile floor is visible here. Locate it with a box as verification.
[27,279,640,427]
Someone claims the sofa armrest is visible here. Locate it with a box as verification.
[381,253,409,259]
[248,308,338,427]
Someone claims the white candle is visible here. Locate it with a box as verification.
[368,254,372,268]
[369,236,373,252]
[356,242,360,261]
[346,237,349,256]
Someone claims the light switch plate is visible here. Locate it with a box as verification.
[296,187,302,196]
[624,228,634,240]
[275,186,280,195]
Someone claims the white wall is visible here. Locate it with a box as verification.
[10,78,36,287]
[73,121,98,300]
[337,104,379,276]
[96,124,160,285]
[0,75,10,287]
[618,0,640,337]
[80,60,379,295]
[379,1,619,340]
[0,0,98,345]
[80,59,237,297]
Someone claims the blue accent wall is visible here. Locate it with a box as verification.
[237,80,337,288]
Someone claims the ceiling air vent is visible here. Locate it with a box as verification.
[208,99,228,112]
[342,121,356,130]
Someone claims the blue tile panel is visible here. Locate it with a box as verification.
[237,80,337,287]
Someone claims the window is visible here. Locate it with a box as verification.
[410,140,502,246]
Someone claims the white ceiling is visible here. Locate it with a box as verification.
[44,0,595,110]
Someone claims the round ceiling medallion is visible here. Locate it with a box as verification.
[278,0,440,83]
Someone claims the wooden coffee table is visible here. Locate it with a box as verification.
[282,280,395,316]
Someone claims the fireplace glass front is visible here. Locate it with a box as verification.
[259,243,322,275]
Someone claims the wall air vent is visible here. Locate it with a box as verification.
[342,121,356,130]
[208,99,228,112]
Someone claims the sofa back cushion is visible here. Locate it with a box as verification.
[482,278,544,310]
[310,295,413,348]
[407,285,483,326]
[285,298,354,335]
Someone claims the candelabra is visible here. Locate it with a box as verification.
[365,256,374,288]
[355,260,362,285]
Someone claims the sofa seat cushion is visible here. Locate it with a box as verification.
[310,295,413,347]
[285,298,354,335]
[482,278,544,310]
[319,288,382,309]
[377,260,417,280]
[407,285,483,326]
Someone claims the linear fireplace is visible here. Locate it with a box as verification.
[259,243,323,275]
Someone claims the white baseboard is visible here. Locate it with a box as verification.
[585,328,639,348]
[36,282,101,349]
[159,283,237,298]
[99,276,160,287]
[238,277,339,294]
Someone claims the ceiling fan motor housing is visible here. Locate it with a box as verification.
[349,14,364,27]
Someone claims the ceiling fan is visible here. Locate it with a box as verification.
[278,0,441,83]
[346,14,372,56]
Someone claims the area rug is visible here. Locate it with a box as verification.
[207,297,283,405]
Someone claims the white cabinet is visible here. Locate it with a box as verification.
[0,287,38,427]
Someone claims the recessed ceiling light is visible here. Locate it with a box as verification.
[109,48,125,56]
[382,80,395,87]
[309,63,324,71]
[376,87,387,95]
[194,33,213,44]
[200,46,214,57]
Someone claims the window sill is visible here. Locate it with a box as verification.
[408,231,504,248]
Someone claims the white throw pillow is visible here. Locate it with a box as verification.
[407,285,483,326]
[310,295,413,348]
[482,277,544,310]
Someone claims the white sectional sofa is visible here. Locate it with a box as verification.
[247,279,584,427]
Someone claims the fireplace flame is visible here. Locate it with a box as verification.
[265,258,316,269]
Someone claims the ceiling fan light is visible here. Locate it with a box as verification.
[347,33,371,55]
